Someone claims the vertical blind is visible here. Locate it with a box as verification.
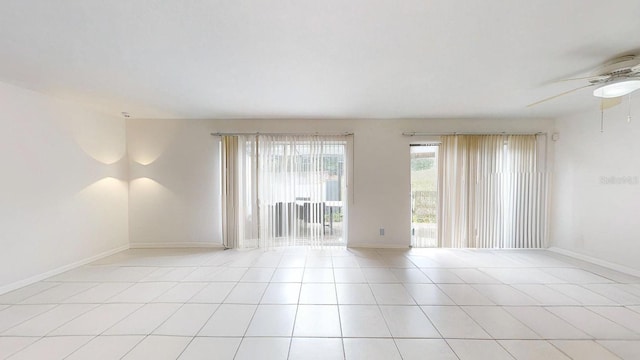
[438,135,549,248]
[221,135,259,249]
[221,134,349,249]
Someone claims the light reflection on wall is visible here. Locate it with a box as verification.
[74,135,126,165]
[86,151,126,165]
[130,154,160,166]
[129,177,174,198]
[75,177,128,200]
[60,107,128,165]
[129,161,156,182]
[128,120,182,166]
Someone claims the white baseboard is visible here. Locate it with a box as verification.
[129,242,224,249]
[0,244,130,296]
[548,247,640,278]
[348,242,410,249]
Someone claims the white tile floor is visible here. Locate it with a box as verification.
[1,248,640,359]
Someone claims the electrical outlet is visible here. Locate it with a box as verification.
[379,228,385,236]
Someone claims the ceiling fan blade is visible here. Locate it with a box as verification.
[526,84,594,108]
[555,75,609,82]
[601,97,622,110]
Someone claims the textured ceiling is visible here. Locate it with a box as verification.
[1,0,639,119]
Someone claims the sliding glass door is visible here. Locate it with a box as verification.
[410,144,439,248]
[222,135,349,249]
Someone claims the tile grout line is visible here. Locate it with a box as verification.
[330,254,347,360]
[90,262,211,359]
[134,267,215,360]
[230,251,291,360]
[3,248,640,359]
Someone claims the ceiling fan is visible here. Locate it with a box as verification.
[527,55,640,109]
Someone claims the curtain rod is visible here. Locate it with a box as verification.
[211,131,354,136]
[402,131,546,136]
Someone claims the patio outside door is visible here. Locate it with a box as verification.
[410,144,439,248]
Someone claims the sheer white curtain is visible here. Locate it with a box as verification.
[221,134,348,249]
[438,135,548,248]
[258,135,347,248]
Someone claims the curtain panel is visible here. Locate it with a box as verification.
[438,135,548,248]
[221,135,259,249]
[221,134,349,249]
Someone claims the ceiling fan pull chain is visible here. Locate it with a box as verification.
[628,94,632,123]
[601,108,605,133]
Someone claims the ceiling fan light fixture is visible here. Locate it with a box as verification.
[593,79,640,98]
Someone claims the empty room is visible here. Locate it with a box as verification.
[2,1,640,359]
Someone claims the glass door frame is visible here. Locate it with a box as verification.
[410,143,440,248]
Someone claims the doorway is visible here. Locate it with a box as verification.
[410,144,439,248]
[221,135,349,249]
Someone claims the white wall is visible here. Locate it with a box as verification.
[127,117,553,248]
[5,73,638,290]
[127,119,220,247]
[0,81,128,293]
[551,98,640,271]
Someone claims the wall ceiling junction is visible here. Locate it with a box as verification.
[1,0,639,120]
